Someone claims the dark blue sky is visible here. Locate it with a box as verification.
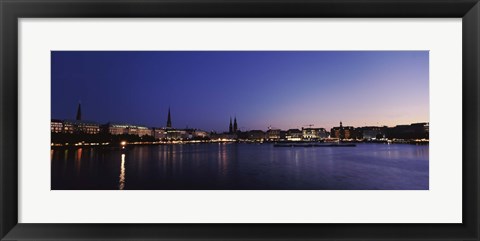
[51,51,429,132]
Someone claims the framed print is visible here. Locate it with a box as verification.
[1,0,479,240]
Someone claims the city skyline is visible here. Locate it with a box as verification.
[52,51,429,131]
[53,102,427,133]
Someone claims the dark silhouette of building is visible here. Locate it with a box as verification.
[386,122,429,139]
[233,117,238,132]
[247,130,265,141]
[356,126,387,140]
[229,117,233,133]
[330,121,343,139]
[76,103,82,121]
[166,108,172,128]
[331,121,356,139]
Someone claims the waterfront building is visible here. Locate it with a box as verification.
[161,108,183,140]
[343,127,356,139]
[363,129,382,140]
[166,129,182,140]
[182,128,195,139]
[51,103,100,134]
[286,129,303,141]
[424,122,429,135]
[168,128,208,140]
[357,126,385,140]
[387,122,429,139]
[62,121,75,134]
[318,129,328,139]
[105,123,152,137]
[63,120,101,134]
[179,129,190,139]
[246,130,265,141]
[192,129,209,138]
[135,126,152,137]
[106,123,129,135]
[236,131,248,140]
[302,127,327,140]
[330,122,356,139]
[51,119,63,133]
[76,121,101,134]
[152,128,167,140]
[266,128,281,141]
[209,132,235,140]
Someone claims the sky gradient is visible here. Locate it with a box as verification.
[51,51,429,132]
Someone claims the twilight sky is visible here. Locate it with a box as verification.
[51,51,429,132]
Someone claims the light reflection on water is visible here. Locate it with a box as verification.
[51,143,429,190]
[119,154,126,190]
[74,148,82,176]
[218,143,228,177]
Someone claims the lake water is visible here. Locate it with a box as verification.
[51,143,429,190]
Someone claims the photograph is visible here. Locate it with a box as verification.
[50,50,429,190]
[3,0,477,239]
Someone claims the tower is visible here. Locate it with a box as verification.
[339,121,345,140]
[76,102,82,121]
[233,117,238,132]
[229,117,233,133]
[166,108,172,128]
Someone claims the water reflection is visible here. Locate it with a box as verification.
[75,148,83,161]
[51,143,429,190]
[63,149,69,161]
[74,148,82,176]
[119,154,126,190]
[217,143,228,176]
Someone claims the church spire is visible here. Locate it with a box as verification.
[229,117,233,133]
[233,117,238,132]
[166,107,172,128]
[76,102,82,121]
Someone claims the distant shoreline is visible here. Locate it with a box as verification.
[51,139,429,149]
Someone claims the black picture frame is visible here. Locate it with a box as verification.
[1,0,479,240]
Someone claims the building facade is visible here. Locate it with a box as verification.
[387,122,429,139]
[286,129,303,141]
[302,127,327,140]
[265,128,281,141]
[357,126,385,140]
[247,130,265,141]
[105,123,152,137]
[51,119,64,133]
[330,122,356,140]
[62,120,101,134]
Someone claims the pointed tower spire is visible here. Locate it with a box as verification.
[76,102,82,121]
[233,117,238,132]
[166,107,172,128]
[229,117,233,133]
